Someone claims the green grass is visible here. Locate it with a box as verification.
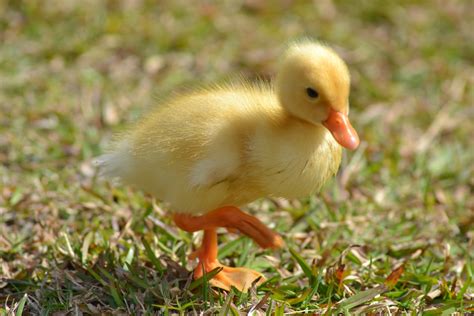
[1,0,473,314]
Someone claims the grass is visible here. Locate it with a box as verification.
[1,0,473,314]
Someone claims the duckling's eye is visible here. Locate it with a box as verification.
[306,87,319,99]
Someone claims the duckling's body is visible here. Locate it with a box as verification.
[102,84,341,214]
[98,41,359,292]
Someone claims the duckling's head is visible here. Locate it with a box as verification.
[275,41,359,150]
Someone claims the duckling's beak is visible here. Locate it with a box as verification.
[323,109,360,150]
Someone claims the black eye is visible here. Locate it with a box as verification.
[306,87,319,98]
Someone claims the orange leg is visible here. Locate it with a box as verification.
[173,206,284,292]
[173,206,284,249]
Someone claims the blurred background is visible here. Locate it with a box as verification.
[0,0,473,313]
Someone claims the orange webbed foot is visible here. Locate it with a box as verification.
[194,258,265,293]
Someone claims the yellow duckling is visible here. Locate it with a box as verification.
[97,41,359,292]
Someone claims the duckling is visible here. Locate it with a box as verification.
[97,41,359,292]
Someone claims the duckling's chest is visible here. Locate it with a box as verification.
[249,125,341,198]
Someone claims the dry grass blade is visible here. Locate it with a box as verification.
[338,264,404,311]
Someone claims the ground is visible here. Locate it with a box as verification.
[1,0,473,314]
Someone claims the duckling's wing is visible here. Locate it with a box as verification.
[188,140,241,189]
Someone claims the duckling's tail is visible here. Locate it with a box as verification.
[93,140,132,181]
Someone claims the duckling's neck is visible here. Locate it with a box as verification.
[255,102,338,158]
[270,105,321,133]
[282,108,314,127]
[249,109,342,198]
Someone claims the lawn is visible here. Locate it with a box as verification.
[1,0,473,314]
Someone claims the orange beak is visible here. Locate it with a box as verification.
[323,109,360,150]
